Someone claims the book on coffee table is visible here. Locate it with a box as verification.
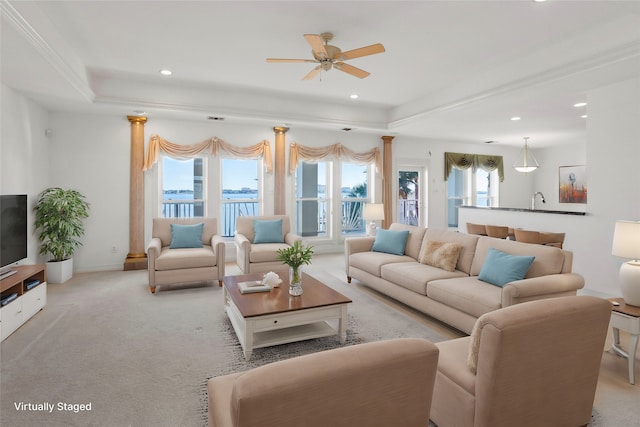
[238,281,271,294]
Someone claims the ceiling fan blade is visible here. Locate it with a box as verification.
[339,43,385,60]
[334,62,370,79]
[302,66,322,81]
[304,34,328,59]
[266,58,318,63]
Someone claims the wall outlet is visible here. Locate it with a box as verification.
[111,246,117,253]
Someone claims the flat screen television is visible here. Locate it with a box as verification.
[0,194,28,279]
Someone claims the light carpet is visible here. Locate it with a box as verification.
[1,266,444,427]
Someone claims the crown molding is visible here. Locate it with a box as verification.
[0,0,95,102]
[93,95,389,132]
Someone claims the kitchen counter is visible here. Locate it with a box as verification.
[459,206,586,216]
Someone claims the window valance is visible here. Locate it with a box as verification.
[143,135,273,173]
[288,142,381,175]
[444,152,504,182]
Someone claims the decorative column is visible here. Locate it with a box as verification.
[381,135,395,230]
[273,126,289,215]
[124,116,148,271]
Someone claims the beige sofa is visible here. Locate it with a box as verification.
[147,218,225,293]
[431,296,611,427]
[208,338,439,427]
[345,223,584,334]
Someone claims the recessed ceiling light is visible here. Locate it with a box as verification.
[159,69,173,76]
[342,128,353,132]
[581,115,588,119]
[207,116,225,121]
[510,116,521,121]
[573,102,587,107]
[350,94,359,99]
[484,140,496,144]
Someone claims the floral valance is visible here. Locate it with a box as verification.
[143,135,273,173]
[288,142,381,175]
[444,152,504,182]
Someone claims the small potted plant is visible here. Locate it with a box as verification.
[33,187,90,283]
[276,241,313,296]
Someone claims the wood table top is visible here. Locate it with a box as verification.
[610,298,640,317]
[223,271,352,318]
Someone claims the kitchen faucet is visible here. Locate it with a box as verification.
[531,192,546,210]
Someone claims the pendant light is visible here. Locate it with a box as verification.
[513,137,539,173]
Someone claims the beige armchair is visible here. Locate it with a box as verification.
[208,338,439,427]
[147,218,225,294]
[234,215,301,274]
[430,296,611,427]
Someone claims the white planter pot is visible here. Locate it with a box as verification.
[46,258,73,284]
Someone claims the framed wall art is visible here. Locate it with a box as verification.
[559,165,587,204]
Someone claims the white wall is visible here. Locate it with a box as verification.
[0,84,50,265]
[580,76,640,296]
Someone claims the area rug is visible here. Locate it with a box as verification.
[197,275,447,426]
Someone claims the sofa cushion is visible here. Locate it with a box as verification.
[478,248,535,287]
[423,229,480,275]
[349,252,414,277]
[169,223,204,249]
[470,236,565,277]
[372,229,410,256]
[382,262,467,295]
[427,277,502,318]
[418,240,462,272]
[253,219,284,244]
[249,243,291,263]
[389,223,427,260]
[155,245,216,270]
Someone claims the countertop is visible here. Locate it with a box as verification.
[459,205,586,216]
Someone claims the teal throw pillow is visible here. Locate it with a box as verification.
[253,219,284,244]
[170,223,204,249]
[478,248,535,287]
[372,229,410,256]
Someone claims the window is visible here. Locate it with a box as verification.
[398,170,421,226]
[294,161,372,238]
[220,158,260,237]
[295,162,329,237]
[447,167,499,228]
[341,162,369,235]
[161,156,205,218]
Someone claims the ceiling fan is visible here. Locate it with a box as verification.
[266,32,385,80]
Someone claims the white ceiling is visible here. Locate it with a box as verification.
[2,0,639,148]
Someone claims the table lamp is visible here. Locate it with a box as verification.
[612,220,640,306]
[363,203,385,236]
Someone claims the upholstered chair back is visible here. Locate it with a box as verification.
[235,215,291,243]
[152,217,218,247]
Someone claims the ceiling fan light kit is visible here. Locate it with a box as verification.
[267,32,385,80]
[513,137,540,173]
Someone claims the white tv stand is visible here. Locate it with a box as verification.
[1,264,47,342]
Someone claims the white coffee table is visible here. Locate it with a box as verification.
[222,271,352,360]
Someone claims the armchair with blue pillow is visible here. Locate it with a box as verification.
[234,215,302,274]
[147,218,225,294]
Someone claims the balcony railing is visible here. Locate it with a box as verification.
[161,199,365,238]
[398,199,419,226]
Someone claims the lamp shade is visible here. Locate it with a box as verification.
[612,220,640,260]
[363,203,385,221]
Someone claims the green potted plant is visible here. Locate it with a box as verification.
[33,187,90,283]
[276,241,314,296]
